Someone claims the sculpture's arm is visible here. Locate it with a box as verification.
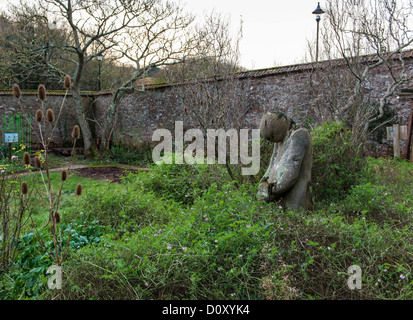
[270,131,309,195]
[261,143,278,181]
[256,143,278,201]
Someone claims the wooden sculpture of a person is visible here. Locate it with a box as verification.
[256,111,313,211]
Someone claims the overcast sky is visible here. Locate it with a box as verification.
[0,0,325,70]
[184,0,324,69]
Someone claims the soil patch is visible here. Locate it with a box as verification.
[73,166,142,183]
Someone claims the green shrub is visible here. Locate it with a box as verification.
[3,149,412,300]
[272,208,413,299]
[334,157,413,222]
[56,176,413,300]
[104,141,153,164]
[123,153,231,205]
[57,183,293,300]
[0,218,104,299]
[364,156,413,193]
[77,182,180,231]
[311,121,365,202]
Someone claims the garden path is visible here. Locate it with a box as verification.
[6,164,150,182]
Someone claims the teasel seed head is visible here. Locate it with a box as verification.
[46,109,55,123]
[38,84,46,101]
[13,83,21,99]
[34,156,42,168]
[64,75,71,90]
[55,212,61,224]
[72,125,80,140]
[75,183,82,196]
[61,169,67,181]
[36,109,43,122]
[23,152,30,165]
[21,181,28,195]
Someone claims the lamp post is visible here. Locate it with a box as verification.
[312,2,325,62]
[97,53,103,91]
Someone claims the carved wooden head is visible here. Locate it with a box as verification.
[260,111,292,142]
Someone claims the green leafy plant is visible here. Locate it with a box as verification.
[0,170,32,271]
[1,152,412,300]
[106,140,153,164]
[5,80,84,268]
[311,121,365,202]
[123,153,231,205]
[56,182,288,300]
[0,217,104,299]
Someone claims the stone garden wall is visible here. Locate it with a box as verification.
[1,54,412,157]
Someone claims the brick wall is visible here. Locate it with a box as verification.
[93,58,413,157]
[1,55,412,157]
[0,92,93,149]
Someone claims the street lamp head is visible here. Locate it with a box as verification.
[312,2,325,15]
[313,2,324,63]
[97,53,103,61]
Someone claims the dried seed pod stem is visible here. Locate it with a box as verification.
[21,181,28,195]
[72,125,80,140]
[46,109,55,123]
[13,84,21,99]
[36,110,43,123]
[75,184,82,196]
[23,152,30,165]
[34,156,41,168]
[55,212,61,224]
[38,84,46,101]
[61,169,67,181]
[64,75,71,90]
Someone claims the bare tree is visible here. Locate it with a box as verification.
[6,0,166,157]
[310,0,413,146]
[164,13,252,182]
[0,10,138,91]
[100,0,194,149]
[0,6,67,89]
[4,0,195,154]
[44,0,151,157]
[167,13,248,129]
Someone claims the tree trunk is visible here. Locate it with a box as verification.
[101,88,129,150]
[101,67,147,149]
[71,86,97,158]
